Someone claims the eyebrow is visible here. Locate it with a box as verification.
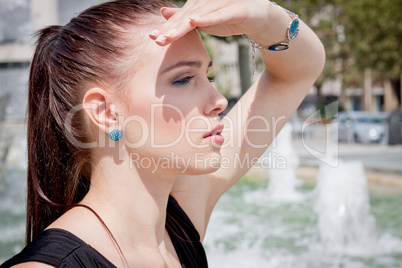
[162,60,213,73]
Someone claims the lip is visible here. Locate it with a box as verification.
[203,124,224,138]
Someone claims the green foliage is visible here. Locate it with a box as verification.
[341,0,402,78]
[287,0,402,85]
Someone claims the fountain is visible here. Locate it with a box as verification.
[203,116,402,267]
[312,158,402,258]
[313,159,377,255]
[264,123,304,202]
[244,123,304,203]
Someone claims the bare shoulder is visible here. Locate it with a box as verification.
[12,262,56,268]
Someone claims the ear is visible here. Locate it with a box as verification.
[82,87,118,135]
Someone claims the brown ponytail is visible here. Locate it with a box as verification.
[26,0,175,244]
[26,25,85,243]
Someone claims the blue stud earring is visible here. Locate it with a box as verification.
[109,129,123,141]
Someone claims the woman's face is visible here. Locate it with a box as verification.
[120,30,228,175]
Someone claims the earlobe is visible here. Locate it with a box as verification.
[82,87,117,134]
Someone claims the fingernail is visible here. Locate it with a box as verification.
[156,34,167,43]
[149,30,160,38]
[189,16,200,25]
[160,7,167,15]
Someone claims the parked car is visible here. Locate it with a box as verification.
[335,111,386,143]
[386,109,402,145]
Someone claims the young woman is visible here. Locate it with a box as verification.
[2,0,325,267]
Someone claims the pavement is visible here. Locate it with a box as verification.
[293,136,402,174]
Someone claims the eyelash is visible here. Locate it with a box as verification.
[172,75,194,86]
[171,75,215,86]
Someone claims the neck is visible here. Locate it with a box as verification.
[81,151,177,251]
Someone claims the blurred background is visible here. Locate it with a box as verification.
[0,0,401,267]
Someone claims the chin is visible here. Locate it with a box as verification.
[179,153,223,175]
[180,165,221,176]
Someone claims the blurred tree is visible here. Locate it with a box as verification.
[284,0,345,110]
[342,0,402,78]
[341,0,402,105]
[287,0,402,107]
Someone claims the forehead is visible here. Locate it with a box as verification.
[122,30,211,95]
[164,30,208,60]
[148,30,211,72]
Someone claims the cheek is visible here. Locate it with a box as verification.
[185,116,210,143]
[148,104,187,147]
[152,105,209,149]
[124,117,149,146]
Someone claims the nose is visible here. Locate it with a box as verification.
[203,84,228,116]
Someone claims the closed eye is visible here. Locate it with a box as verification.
[171,75,195,86]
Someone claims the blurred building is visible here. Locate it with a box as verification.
[0,0,100,122]
[210,40,242,99]
[301,75,401,115]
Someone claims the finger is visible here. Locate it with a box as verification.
[148,29,160,40]
[151,3,231,45]
[155,28,179,45]
[154,11,217,45]
[190,7,242,29]
[151,8,194,45]
[161,7,180,20]
[154,13,200,45]
[155,20,195,46]
[149,6,185,41]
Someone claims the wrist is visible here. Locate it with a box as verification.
[243,1,300,74]
[244,1,275,40]
[245,1,299,50]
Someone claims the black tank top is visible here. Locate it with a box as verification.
[1,196,208,268]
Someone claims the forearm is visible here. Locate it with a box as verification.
[246,2,325,83]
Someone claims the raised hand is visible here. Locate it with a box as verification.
[149,0,273,46]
